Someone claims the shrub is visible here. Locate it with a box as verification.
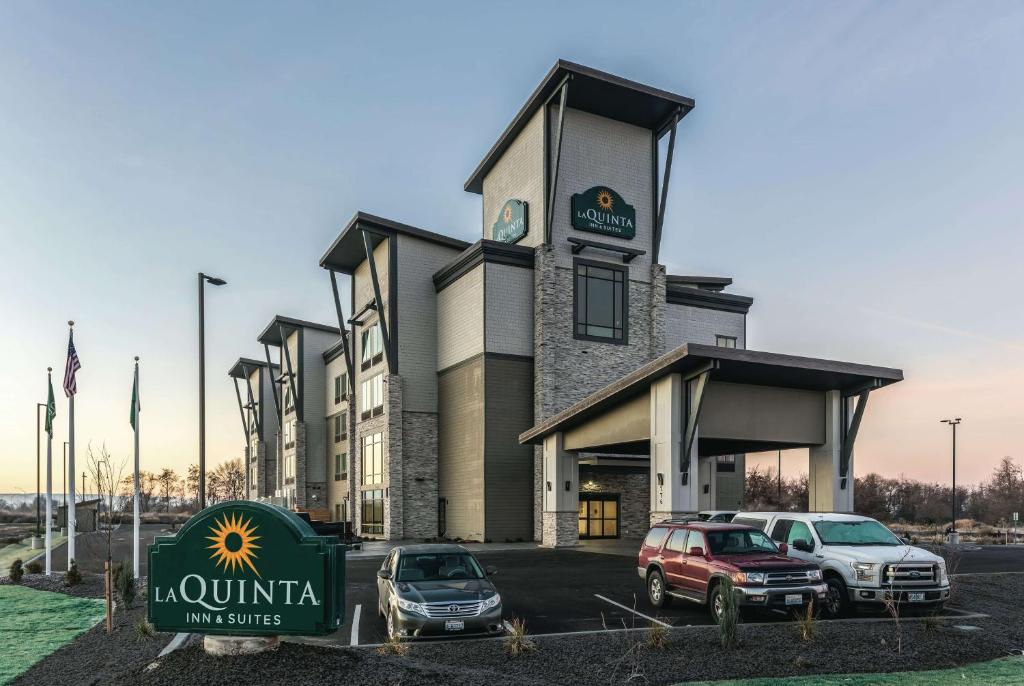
[25,560,43,574]
[504,618,536,657]
[796,599,816,642]
[112,560,136,609]
[377,634,409,656]
[66,559,82,586]
[135,620,156,641]
[923,611,943,633]
[8,558,24,583]
[644,623,669,650]
[716,577,740,650]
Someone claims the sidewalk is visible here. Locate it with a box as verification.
[344,537,643,559]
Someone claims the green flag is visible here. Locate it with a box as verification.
[45,375,56,436]
[130,370,140,431]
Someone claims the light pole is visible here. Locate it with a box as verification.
[777,450,782,509]
[82,471,88,503]
[198,272,227,511]
[941,418,962,544]
[36,402,46,536]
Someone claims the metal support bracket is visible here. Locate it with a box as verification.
[545,75,571,244]
[263,343,281,417]
[232,378,249,441]
[328,269,356,395]
[682,369,710,485]
[278,323,300,422]
[653,109,680,265]
[839,390,869,489]
[361,229,394,372]
[241,363,261,440]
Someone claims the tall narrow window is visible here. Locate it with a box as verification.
[360,373,384,420]
[334,452,347,481]
[361,490,384,535]
[360,322,384,369]
[574,259,627,343]
[334,414,347,443]
[334,373,347,403]
[361,432,384,485]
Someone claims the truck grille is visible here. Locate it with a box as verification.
[881,563,937,588]
[421,600,484,618]
[765,570,814,586]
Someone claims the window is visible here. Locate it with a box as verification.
[665,529,689,552]
[716,335,737,348]
[334,452,347,481]
[283,420,296,449]
[812,519,901,546]
[334,414,347,443]
[716,455,736,473]
[284,387,295,415]
[360,322,384,370]
[731,516,767,531]
[643,527,670,550]
[360,373,384,420]
[787,521,814,547]
[361,489,384,535]
[361,433,384,485]
[706,529,779,555]
[334,373,348,403]
[574,259,627,343]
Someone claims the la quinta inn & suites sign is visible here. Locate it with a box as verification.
[571,186,636,239]
[148,501,345,636]
[492,199,528,243]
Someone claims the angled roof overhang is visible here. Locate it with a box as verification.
[465,59,696,194]
[519,344,903,445]
[319,211,469,273]
[257,315,340,346]
[227,357,275,379]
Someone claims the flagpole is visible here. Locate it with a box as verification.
[67,321,76,570]
[133,357,141,579]
[45,367,53,576]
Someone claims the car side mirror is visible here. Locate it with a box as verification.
[792,539,814,553]
[688,546,705,557]
[900,537,912,545]
[485,566,498,576]
[376,569,392,580]
[777,542,789,554]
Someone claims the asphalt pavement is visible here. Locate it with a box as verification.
[44,523,173,575]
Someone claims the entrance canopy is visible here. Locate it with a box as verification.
[519,344,903,455]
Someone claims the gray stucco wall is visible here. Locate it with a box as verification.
[484,262,534,356]
[437,264,484,371]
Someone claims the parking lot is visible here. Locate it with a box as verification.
[329,542,1005,646]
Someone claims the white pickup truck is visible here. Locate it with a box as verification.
[732,512,950,616]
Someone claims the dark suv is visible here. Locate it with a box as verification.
[638,522,827,622]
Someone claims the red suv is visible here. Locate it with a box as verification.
[638,521,827,622]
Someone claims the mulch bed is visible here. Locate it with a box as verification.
[10,573,1024,685]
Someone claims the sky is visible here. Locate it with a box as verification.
[1,1,1022,494]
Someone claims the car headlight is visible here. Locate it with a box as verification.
[481,593,501,611]
[851,561,876,581]
[732,572,764,585]
[396,597,426,616]
[937,560,948,583]
[808,569,822,581]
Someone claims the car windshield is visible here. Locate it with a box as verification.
[395,553,485,582]
[813,520,902,546]
[706,529,779,555]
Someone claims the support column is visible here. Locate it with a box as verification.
[649,374,698,524]
[808,390,855,512]
[541,432,578,547]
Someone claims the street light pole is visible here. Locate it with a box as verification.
[36,402,46,536]
[198,272,227,512]
[941,418,962,544]
[777,450,782,509]
[82,471,87,503]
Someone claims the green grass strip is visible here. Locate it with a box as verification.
[0,585,104,686]
[682,656,1024,685]
[0,535,67,571]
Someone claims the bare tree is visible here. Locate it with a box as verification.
[86,442,128,565]
[156,468,180,513]
[206,458,245,503]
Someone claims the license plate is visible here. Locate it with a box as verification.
[444,620,465,631]
[908,592,925,602]
[785,594,803,606]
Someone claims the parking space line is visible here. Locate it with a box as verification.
[350,604,361,646]
[594,594,671,628]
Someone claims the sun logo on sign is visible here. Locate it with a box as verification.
[206,513,262,577]
[596,189,614,211]
[503,204,513,223]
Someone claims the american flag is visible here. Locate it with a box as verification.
[64,330,81,397]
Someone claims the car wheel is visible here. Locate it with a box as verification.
[709,585,726,624]
[647,570,671,608]
[386,608,397,640]
[823,576,849,618]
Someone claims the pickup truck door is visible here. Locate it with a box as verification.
[771,518,817,562]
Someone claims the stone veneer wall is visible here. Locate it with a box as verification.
[293,422,307,509]
[579,468,650,539]
[533,245,667,541]
[385,373,404,539]
[541,511,577,548]
[403,411,438,539]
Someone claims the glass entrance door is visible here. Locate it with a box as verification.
[578,494,620,539]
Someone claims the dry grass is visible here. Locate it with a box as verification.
[135,619,155,641]
[377,634,409,656]
[796,598,816,642]
[504,617,536,657]
[644,622,669,650]
[717,578,740,650]
[922,611,943,633]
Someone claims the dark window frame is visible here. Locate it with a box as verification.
[573,256,629,345]
[716,455,736,473]
[716,335,738,348]
[334,373,348,403]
